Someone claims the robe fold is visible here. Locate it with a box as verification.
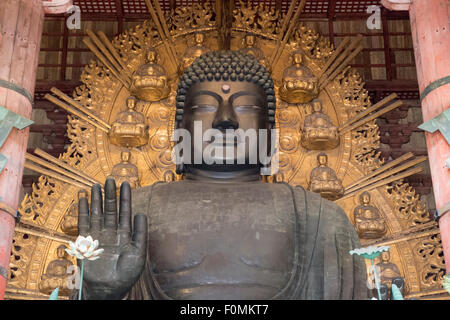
[128,182,367,300]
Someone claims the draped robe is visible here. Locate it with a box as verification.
[128,180,367,300]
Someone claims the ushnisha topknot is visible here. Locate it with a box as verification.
[175,50,276,124]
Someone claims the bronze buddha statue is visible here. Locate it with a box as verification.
[279,50,319,104]
[108,96,149,148]
[131,48,170,102]
[353,191,387,239]
[77,51,366,300]
[39,245,74,296]
[308,152,344,200]
[301,99,339,150]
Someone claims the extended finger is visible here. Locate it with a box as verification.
[132,214,148,253]
[78,190,90,236]
[118,181,132,234]
[104,177,117,230]
[90,184,103,231]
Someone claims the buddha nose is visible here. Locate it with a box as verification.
[212,102,239,131]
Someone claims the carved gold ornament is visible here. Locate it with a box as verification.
[5,1,443,300]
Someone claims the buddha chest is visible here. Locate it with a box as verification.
[141,180,297,299]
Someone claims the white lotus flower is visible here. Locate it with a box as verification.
[65,235,104,261]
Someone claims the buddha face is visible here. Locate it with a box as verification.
[126,98,137,110]
[56,245,66,259]
[147,50,157,63]
[381,251,390,262]
[312,101,322,113]
[293,52,303,65]
[317,153,328,166]
[121,151,131,162]
[181,80,269,171]
[361,192,371,205]
[245,35,255,47]
[194,33,205,45]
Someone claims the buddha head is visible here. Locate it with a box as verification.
[126,96,138,111]
[194,32,205,46]
[121,150,131,163]
[380,251,391,263]
[293,51,303,66]
[146,48,157,64]
[317,152,328,166]
[360,191,371,205]
[56,245,67,259]
[312,100,323,113]
[244,34,256,47]
[175,51,275,175]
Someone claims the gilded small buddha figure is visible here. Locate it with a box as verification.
[110,150,140,189]
[301,99,339,150]
[39,245,74,296]
[109,96,149,148]
[239,34,267,67]
[279,50,319,104]
[131,48,170,102]
[375,251,405,300]
[309,152,344,200]
[353,191,387,239]
[181,32,210,72]
[61,190,88,236]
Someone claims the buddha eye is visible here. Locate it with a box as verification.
[191,105,218,112]
[234,105,262,113]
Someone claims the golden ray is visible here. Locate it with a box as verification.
[97,30,133,78]
[363,221,438,247]
[45,92,110,133]
[319,34,363,89]
[339,93,398,132]
[86,30,132,82]
[25,152,97,188]
[24,159,90,190]
[340,166,423,201]
[317,37,351,78]
[270,0,307,70]
[340,100,403,135]
[83,36,131,88]
[345,152,414,190]
[344,156,427,194]
[34,148,100,186]
[144,0,179,71]
[15,221,75,244]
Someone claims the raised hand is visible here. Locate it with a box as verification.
[78,178,148,300]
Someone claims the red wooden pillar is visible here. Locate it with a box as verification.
[0,0,72,300]
[0,0,44,300]
[382,0,450,269]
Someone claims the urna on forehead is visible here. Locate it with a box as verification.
[175,50,276,124]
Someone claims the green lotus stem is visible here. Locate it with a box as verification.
[78,259,85,300]
[370,258,382,300]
